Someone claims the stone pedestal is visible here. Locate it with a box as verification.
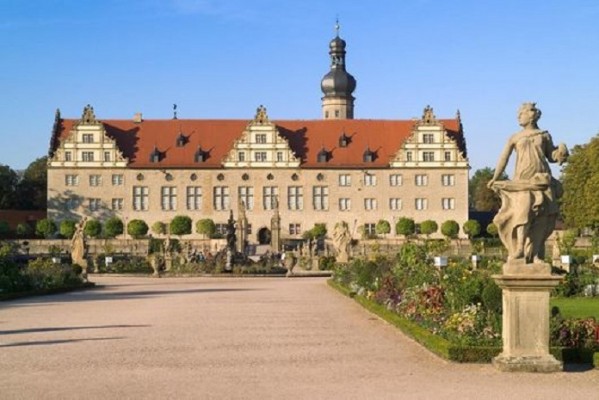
[493,264,563,372]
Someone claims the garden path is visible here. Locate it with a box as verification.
[1,276,597,399]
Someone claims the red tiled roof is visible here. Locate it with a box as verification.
[55,118,463,169]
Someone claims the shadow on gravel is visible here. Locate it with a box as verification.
[563,363,595,373]
[0,324,150,335]
[0,336,125,348]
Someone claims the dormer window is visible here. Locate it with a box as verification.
[317,148,329,163]
[339,132,350,147]
[149,147,161,163]
[363,148,375,163]
[195,147,206,163]
[176,133,187,147]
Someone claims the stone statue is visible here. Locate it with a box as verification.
[226,210,236,252]
[332,221,351,263]
[71,217,88,272]
[488,102,568,271]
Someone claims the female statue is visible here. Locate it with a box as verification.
[488,103,568,265]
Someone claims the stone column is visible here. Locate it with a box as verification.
[492,266,563,372]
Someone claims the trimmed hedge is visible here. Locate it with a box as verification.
[328,279,599,364]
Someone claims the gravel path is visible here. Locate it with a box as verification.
[1,276,598,399]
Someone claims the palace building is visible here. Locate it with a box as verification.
[47,29,469,243]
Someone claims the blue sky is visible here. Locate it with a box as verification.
[1,0,598,174]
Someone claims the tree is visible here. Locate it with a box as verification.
[36,218,57,238]
[151,221,167,235]
[375,220,390,237]
[395,217,415,240]
[16,156,47,210]
[104,217,124,238]
[486,222,498,237]
[0,221,10,237]
[16,223,33,237]
[419,220,438,238]
[59,220,76,239]
[441,220,460,240]
[84,219,102,238]
[462,219,481,241]
[311,223,327,239]
[469,167,507,211]
[170,215,192,237]
[127,219,149,239]
[562,135,599,231]
[196,218,216,238]
[0,164,18,209]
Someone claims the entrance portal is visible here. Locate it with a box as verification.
[257,227,271,245]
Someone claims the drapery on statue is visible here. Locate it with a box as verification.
[488,102,568,267]
[332,221,351,263]
[226,210,236,252]
[71,217,88,267]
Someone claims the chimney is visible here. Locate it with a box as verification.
[133,112,143,123]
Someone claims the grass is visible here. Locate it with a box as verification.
[551,297,599,319]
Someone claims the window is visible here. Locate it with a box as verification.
[65,151,72,161]
[313,186,329,210]
[254,152,267,162]
[112,174,124,186]
[287,186,303,210]
[65,174,79,186]
[364,173,377,186]
[389,198,402,211]
[238,152,245,162]
[161,187,177,211]
[339,198,351,211]
[423,152,435,162]
[334,110,340,118]
[325,111,329,119]
[263,186,278,210]
[65,198,78,210]
[364,223,376,236]
[111,198,123,210]
[89,175,102,186]
[415,174,428,186]
[339,174,351,186]
[215,224,227,236]
[246,224,252,234]
[276,152,283,162]
[442,174,455,186]
[442,198,455,210]
[82,133,94,143]
[423,133,434,144]
[415,198,428,210]
[238,186,254,210]
[364,198,377,210]
[186,186,202,210]
[256,134,267,144]
[82,151,94,162]
[104,152,111,162]
[133,186,149,211]
[89,198,101,211]
[406,151,413,162]
[390,174,403,186]
[289,223,301,235]
[444,151,452,161]
[213,186,230,211]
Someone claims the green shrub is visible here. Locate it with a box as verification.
[0,221,11,237]
[594,352,599,369]
[100,256,153,274]
[170,215,192,237]
[84,219,102,238]
[36,218,57,238]
[25,258,82,290]
[104,217,124,238]
[127,219,149,239]
[59,220,76,239]
[196,219,216,238]
[318,256,336,271]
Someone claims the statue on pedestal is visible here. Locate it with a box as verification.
[488,102,568,272]
[71,217,88,278]
[225,210,236,271]
[332,221,351,263]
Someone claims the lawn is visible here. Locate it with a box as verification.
[551,297,599,319]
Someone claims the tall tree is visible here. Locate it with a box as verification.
[17,156,47,210]
[0,164,18,209]
[562,135,599,231]
[469,167,507,211]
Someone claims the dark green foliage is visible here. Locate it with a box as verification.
[395,217,415,238]
[419,220,438,237]
[486,222,498,237]
[170,215,192,237]
[84,219,102,238]
[151,221,167,235]
[16,156,47,210]
[16,223,33,237]
[463,220,481,240]
[375,220,391,236]
[481,280,502,313]
[127,219,149,239]
[35,218,57,238]
[196,218,216,238]
[441,220,460,240]
[318,256,336,271]
[0,221,10,237]
[59,220,76,239]
[469,167,506,212]
[0,164,18,208]
[104,217,124,238]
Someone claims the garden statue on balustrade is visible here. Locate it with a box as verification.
[488,102,569,372]
[70,217,88,280]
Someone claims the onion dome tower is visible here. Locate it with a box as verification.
[320,21,356,119]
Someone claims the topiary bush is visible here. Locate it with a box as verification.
[127,219,149,239]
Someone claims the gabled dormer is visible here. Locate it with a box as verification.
[49,105,128,168]
[222,105,300,168]
[390,105,468,168]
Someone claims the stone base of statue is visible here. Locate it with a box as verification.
[492,262,563,372]
[225,249,233,272]
[164,254,173,272]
